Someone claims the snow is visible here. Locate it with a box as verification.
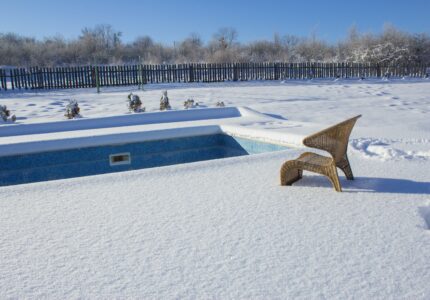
[0,107,243,137]
[1,78,430,298]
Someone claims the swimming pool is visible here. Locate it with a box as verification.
[0,134,287,186]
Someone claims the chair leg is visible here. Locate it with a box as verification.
[337,155,354,180]
[325,165,342,192]
[280,161,303,186]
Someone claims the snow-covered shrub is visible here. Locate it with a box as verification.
[0,105,16,122]
[64,99,81,119]
[339,25,419,66]
[184,98,199,109]
[127,93,145,112]
[160,90,171,110]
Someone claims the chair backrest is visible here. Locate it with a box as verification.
[302,115,361,162]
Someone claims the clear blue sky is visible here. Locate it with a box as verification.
[1,0,429,44]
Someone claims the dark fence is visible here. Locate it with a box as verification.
[0,63,429,91]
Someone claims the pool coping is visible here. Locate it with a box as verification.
[0,107,314,157]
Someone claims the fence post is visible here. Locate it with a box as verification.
[345,62,349,78]
[233,63,238,81]
[187,64,193,82]
[90,66,95,88]
[376,63,381,78]
[138,64,145,89]
[10,69,16,90]
[0,69,6,90]
[95,66,100,93]
[37,67,44,89]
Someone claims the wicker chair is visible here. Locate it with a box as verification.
[280,115,361,192]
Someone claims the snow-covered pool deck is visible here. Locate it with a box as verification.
[0,106,321,157]
[1,79,430,299]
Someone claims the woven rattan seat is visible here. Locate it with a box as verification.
[280,115,361,192]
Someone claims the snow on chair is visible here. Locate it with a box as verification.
[280,115,361,192]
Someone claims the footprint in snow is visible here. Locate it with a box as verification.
[49,101,64,106]
[418,205,430,230]
[350,138,430,161]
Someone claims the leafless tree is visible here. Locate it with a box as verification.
[1,24,429,67]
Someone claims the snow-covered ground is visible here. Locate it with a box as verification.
[1,79,430,298]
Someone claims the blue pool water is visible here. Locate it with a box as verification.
[0,134,287,186]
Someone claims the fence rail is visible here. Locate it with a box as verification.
[0,62,429,91]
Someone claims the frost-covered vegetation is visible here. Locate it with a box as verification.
[127,93,144,113]
[0,105,16,122]
[64,99,81,119]
[1,24,429,66]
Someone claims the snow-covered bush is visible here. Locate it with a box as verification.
[127,93,145,112]
[64,99,81,119]
[339,25,419,66]
[0,105,16,122]
[160,90,171,110]
[184,98,199,109]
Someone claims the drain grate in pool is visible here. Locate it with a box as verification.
[109,153,131,166]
